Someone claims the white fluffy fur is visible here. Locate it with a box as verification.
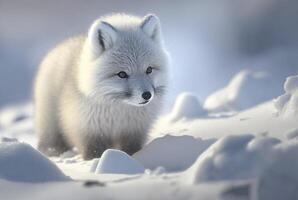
[34,13,169,159]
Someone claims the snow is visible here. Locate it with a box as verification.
[93,149,145,174]
[204,70,271,112]
[284,75,298,93]
[186,134,282,183]
[0,141,69,182]
[0,103,35,147]
[285,128,298,140]
[274,74,298,116]
[0,176,226,200]
[152,100,297,141]
[0,73,298,199]
[134,135,215,171]
[0,103,32,129]
[185,134,298,199]
[256,140,298,200]
[168,93,207,122]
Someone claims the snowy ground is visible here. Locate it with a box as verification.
[0,74,298,200]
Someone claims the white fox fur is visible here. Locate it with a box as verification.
[34,14,169,159]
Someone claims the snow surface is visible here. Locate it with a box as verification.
[204,70,271,112]
[169,93,207,122]
[184,134,298,199]
[94,149,145,174]
[134,135,215,172]
[0,103,35,147]
[274,74,298,117]
[186,134,281,183]
[0,140,69,182]
[152,99,297,141]
[256,140,298,200]
[0,74,298,199]
[285,128,298,140]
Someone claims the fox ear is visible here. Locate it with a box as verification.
[88,20,117,55]
[140,14,161,43]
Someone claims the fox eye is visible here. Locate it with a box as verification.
[117,71,129,79]
[146,66,153,74]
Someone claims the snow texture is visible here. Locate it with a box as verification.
[0,141,69,182]
[169,93,207,122]
[0,103,32,129]
[204,70,270,112]
[285,128,298,140]
[274,75,298,116]
[186,132,298,197]
[256,140,298,200]
[94,149,145,174]
[134,135,215,172]
[0,103,35,147]
[0,73,298,199]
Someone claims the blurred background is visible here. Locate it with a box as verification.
[1,0,298,112]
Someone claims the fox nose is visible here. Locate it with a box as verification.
[142,91,152,100]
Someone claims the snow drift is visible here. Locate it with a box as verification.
[186,134,298,199]
[0,140,69,182]
[169,93,206,122]
[256,140,298,200]
[187,134,280,183]
[274,74,298,117]
[0,103,32,129]
[204,70,270,112]
[94,149,145,174]
[285,128,298,140]
[134,135,215,172]
[187,135,298,190]
[0,104,35,147]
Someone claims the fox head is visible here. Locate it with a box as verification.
[78,14,169,107]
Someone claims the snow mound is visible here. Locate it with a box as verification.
[187,133,298,199]
[274,75,298,116]
[145,166,166,176]
[134,135,215,172]
[204,70,270,112]
[285,128,298,140]
[90,158,100,173]
[187,134,282,183]
[94,149,145,174]
[169,93,206,122]
[0,141,69,182]
[257,141,298,200]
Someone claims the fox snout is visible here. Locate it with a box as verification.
[142,91,152,100]
[137,89,154,105]
[123,76,155,106]
[138,91,152,105]
[136,78,155,105]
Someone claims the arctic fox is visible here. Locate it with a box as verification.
[34,14,169,159]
